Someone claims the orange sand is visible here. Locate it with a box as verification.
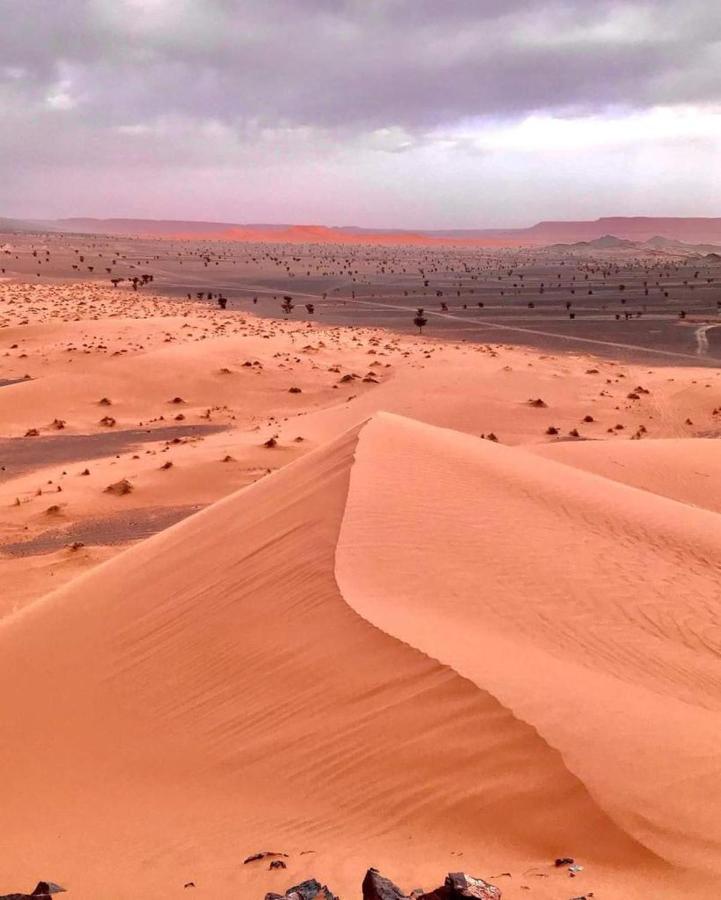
[1,281,720,898]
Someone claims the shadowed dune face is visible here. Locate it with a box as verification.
[0,415,719,898]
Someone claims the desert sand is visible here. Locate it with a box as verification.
[1,278,721,898]
[4,227,721,364]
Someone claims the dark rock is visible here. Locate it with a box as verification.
[33,883,64,896]
[0,894,41,899]
[446,873,501,899]
[362,867,410,899]
[244,851,289,865]
[415,872,501,900]
[270,861,287,871]
[554,858,574,867]
[0,882,66,900]
[284,879,338,900]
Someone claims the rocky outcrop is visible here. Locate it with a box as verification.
[0,882,65,900]
[245,851,289,865]
[265,878,338,900]
[414,872,502,899]
[269,870,501,900]
[362,868,409,899]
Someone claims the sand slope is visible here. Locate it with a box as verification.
[533,437,721,513]
[337,415,721,881]
[0,414,720,897]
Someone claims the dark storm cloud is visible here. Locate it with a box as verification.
[1,0,720,135]
[1,0,720,225]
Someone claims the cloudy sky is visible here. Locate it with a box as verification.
[1,0,720,227]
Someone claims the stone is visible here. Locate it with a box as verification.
[244,851,289,864]
[415,872,501,900]
[362,867,410,899]
[0,881,66,900]
[284,879,338,900]
[446,873,501,898]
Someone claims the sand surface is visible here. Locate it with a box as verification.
[1,279,720,898]
[4,229,721,363]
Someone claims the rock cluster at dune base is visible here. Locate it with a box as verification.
[0,872,503,900]
[363,869,501,900]
[264,869,502,900]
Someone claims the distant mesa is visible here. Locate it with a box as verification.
[10,215,721,249]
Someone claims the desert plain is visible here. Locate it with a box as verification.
[1,230,721,899]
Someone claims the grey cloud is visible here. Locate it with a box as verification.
[1,0,720,134]
[1,0,720,223]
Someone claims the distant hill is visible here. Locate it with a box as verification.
[0,217,54,234]
[49,218,445,246]
[7,215,721,248]
[484,217,721,246]
[588,234,638,249]
[551,234,639,251]
[643,235,721,253]
[546,233,721,256]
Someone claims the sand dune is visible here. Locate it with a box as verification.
[534,437,721,513]
[0,413,719,898]
[337,415,721,882]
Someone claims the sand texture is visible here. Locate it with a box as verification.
[1,279,720,898]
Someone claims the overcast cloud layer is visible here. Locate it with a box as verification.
[1,0,720,226]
